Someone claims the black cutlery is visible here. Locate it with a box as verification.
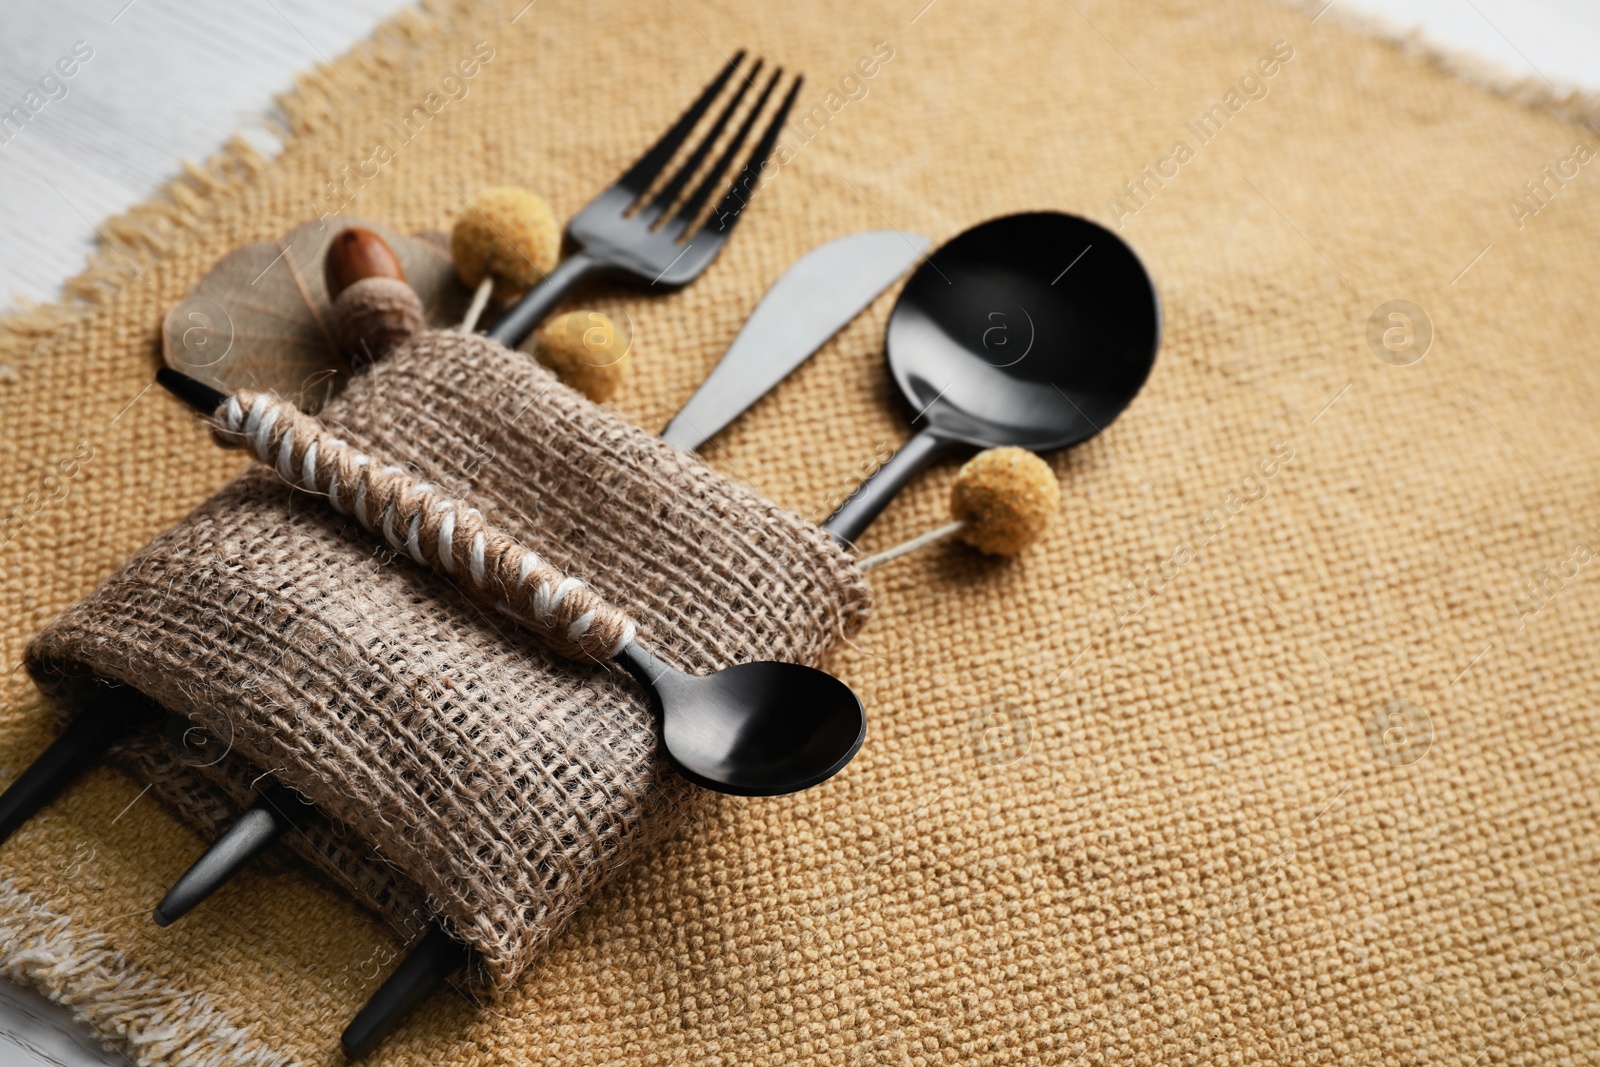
[821,211,1161,544]
[0,685,154,846]
[486,50,801,347]
[153,783,315,927]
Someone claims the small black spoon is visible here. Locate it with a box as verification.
[158,368,867,799]
[822,211,1161,543]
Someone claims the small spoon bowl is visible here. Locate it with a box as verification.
[824,211,1161,542]
[616,644,865,795]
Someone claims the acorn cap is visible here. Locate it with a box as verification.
[450,188,560,301]
[950,447,1061,556]
[331,276,424,368]
[534,311,631,403]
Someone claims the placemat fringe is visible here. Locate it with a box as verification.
[0,877,293,1067]
[1282,0,1600,127]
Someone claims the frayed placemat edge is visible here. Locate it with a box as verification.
[0,876,295,1067]
[1283,0,1600,128]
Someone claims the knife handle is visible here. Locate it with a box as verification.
[821,426,958,546]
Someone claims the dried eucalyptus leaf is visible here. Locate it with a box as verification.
[162,218,468,411]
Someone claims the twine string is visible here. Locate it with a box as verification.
[213,388,637,662]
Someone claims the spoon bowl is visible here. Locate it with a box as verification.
[616,644,865,795]
[823,211,1160,543]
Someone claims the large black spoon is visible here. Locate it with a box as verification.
[822,211,1160,543]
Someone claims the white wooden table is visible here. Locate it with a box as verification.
[0,0,408,309]
[0,0,1593,1062]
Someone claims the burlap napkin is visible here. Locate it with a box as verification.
[26,330,871,991]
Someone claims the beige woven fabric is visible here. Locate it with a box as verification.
[1,0,1598,1062]
[27,330,869,991]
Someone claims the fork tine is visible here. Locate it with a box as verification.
[639,59,764,224]
[670,67,788,234]
[490,52,789,346]
[680,72,802,237]
[613,49,747,198]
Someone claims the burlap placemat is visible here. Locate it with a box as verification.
[1,0,1596,1062]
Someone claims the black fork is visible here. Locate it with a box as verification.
[339,56,805,1056]
[348,59,805,1051]
[487,51,802,347]
[150,45,801,955]
[0,53,802,1060]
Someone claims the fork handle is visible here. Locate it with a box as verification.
[485,251,601,348]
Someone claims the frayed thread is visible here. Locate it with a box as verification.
[1283,0,1600,128]
[0,876,294,1067]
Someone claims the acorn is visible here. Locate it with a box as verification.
[856,447,1061,570]
[323,227,423,367]
[450,187,561,305]
[324,227,405,300]
[533,310,630,402]
[332,278,424,367]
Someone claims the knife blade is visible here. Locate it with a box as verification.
[660,229,930,451]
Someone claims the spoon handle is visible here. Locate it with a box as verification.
[203,384,637,663]
[821,426,956,546]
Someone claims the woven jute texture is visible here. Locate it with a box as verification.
[25,329,870,993]
[1,0,1598,1062]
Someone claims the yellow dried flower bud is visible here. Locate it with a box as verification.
[534,311,631,402]
[450,187,560,300]
[951,447,1060,556]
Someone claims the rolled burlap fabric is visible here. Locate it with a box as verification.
[23,329,872,992]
